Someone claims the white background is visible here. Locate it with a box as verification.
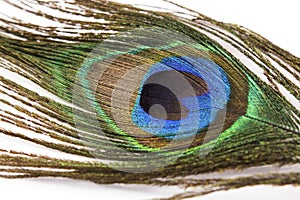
[173,0,300,58]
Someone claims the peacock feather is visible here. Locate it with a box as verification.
[0,0,299,199]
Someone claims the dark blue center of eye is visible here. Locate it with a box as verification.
[140,83,186,121]
[139,70,208,121]
[131,56,231,139]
